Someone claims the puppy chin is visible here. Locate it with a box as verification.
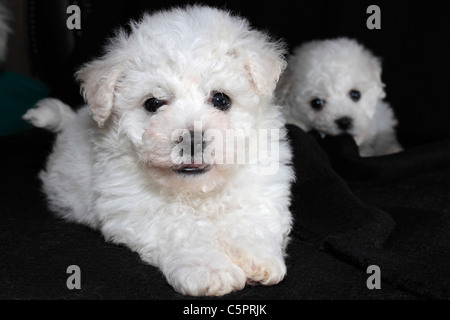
[350,122,370,146]
[353,132,366,146]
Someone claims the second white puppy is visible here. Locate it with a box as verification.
[278,38,402,157]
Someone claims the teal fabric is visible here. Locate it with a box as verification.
[0,71,49,136]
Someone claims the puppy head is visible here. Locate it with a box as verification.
[279,38,385,145]
[76,6,286,193]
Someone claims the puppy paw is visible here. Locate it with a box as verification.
[167,259,246,296]
[229,250,287,285]
[23,98,74,132]
[246,259,286,285]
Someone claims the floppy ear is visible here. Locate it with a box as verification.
[242,42,287,96]
[76,58,122,128]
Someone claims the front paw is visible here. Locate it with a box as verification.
[230,250,287,285]
[166,259,246,296]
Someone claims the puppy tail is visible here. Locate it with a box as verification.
[23,98,76,133]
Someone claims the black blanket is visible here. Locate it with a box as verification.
[1,125,449,300]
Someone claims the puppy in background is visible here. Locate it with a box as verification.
[278,38,402,157]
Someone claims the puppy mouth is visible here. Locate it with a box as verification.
[173,164,212,176]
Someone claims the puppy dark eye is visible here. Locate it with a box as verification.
[310,98,326,111]
[349,90,361,102]
[211,92,231,111]
[144,98,166,112]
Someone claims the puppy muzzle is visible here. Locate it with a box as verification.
[173,130,212,176]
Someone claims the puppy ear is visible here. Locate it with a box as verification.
[76,58,122,127]
[242,42,287,96]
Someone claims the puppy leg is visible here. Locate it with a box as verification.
[219,209,290,286]
[100,214,246,297]
[23,98,75,133]
[385,139,403,155]
[362,101,403,156]
[383,128,403,155]
[363,129,403,156]
[227,241,287,286]
[156,248,247,296]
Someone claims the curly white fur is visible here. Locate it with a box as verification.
[278,38,402,157]
[23,6,294,296]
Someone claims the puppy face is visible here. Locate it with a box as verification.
[280,38,385,144]
[77,6,286,193]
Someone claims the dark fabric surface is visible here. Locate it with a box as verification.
[1,125,449,300]
[289,127,450,300]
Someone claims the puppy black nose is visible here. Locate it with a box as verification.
[177,131,206,159]
[189,131,207,154]
[335,117,353,131]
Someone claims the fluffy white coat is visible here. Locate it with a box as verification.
[23,6,294,296]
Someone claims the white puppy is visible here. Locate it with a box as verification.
[278,38,402,157]
[23,6,294,296]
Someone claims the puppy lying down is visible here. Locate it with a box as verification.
[278,38,402,157]
[23,6,294,296]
